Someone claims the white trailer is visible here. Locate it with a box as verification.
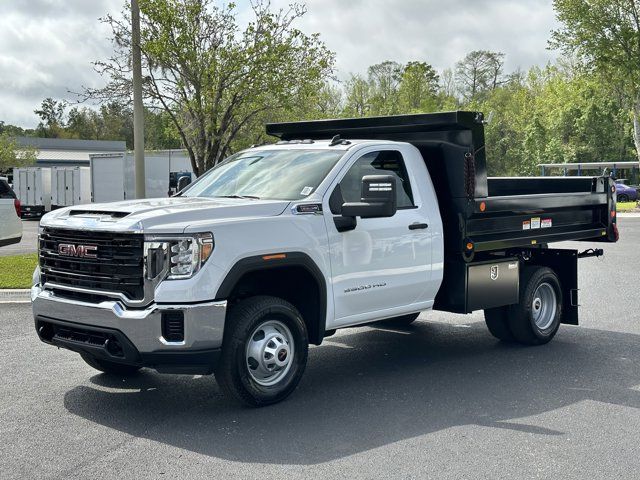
[90,150,194,202]
[13,167,51,218]
[51,167,91,209]
[90,153,136,203]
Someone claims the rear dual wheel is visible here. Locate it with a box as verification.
[484,266,562,345]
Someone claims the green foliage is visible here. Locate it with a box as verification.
[477,65,634,175]
[616,202,639,212]
[34,98,66,138]
[85,0,335,175]
[551,0,640,160]
[0,133,37,173]
[397,62,440,113]
[0,254,38,289]
[21,99,181,150]
[343,74,371,117]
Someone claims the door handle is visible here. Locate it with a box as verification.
[409,223,428,230]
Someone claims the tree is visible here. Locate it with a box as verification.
[34,98,66,138]
[0,122,31,137]
[397,61,439,113]
[551,0,640,161]
[455,50,505,100]
[312,83,343,119]
[83,0,334,175]
[66,106,101,140]
[343,74,371,117]
[367,60,402,115]
[0,134,38,173]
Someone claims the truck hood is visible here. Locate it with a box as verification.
[40,197,291,233]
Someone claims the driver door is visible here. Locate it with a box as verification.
[324,148,431,326]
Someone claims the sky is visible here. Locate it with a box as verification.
[0,0,560,128]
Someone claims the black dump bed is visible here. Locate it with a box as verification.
[267,111,618,258]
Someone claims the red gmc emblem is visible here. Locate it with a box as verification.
[58,243,98,259]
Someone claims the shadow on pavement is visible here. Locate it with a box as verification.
[63,320,640,465]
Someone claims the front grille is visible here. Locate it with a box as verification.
[39,228,145,300]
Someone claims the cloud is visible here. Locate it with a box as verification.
[0,0,122,127]
[0,0,559,128]
[272,0,560,78]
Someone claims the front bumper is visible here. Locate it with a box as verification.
[32,285,227,374]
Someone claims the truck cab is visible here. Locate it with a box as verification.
[32,112,617,406]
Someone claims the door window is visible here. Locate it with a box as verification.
[339,150,415,208]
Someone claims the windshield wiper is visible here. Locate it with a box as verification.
[214,195,261,200]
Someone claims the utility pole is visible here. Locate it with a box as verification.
[132,0,145,198]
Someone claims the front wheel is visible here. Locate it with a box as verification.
[617,194,629,203]
[214,296,309,407]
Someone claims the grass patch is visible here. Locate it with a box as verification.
[617,201,638,212]
[0,254,38,289]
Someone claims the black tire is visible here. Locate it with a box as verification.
[484,306,515,342]
[508,266,562,345]
[617,194,629,203]
[80,354,141,376]
[214,296,309,407]
[382,312,420,326]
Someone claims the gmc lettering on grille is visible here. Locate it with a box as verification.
[57,244,98,259]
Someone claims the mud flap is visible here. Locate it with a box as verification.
[526,248,579,325]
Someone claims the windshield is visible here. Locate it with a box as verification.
[183,149,344,201]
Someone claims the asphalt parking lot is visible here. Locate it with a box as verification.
[2,218,640,479]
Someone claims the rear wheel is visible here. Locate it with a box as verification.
[508,266,562,345]
[214,296,309,407]
[80,354,141,376]
[617,194,630,203]
[484,306,514,342]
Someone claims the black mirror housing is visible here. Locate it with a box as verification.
[177,175,192,192]
[341,175,397,218]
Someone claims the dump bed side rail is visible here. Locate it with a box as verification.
[461,176,617,257]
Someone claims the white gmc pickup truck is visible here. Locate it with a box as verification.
[32,112,617,406]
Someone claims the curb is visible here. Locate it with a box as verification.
[618,212,640,218]
[0,289,31,304]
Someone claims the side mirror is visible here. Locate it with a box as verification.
[177,175,192,192]
[341,175,397,219]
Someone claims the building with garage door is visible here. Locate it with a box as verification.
[14,137,126,168]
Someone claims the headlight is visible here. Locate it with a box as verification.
[144,233,214,281]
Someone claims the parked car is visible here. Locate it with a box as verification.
[615,182,638,202]
[0,179,22,247]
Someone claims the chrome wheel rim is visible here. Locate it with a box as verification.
[531,282,557,330]
[245,319,295,387]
